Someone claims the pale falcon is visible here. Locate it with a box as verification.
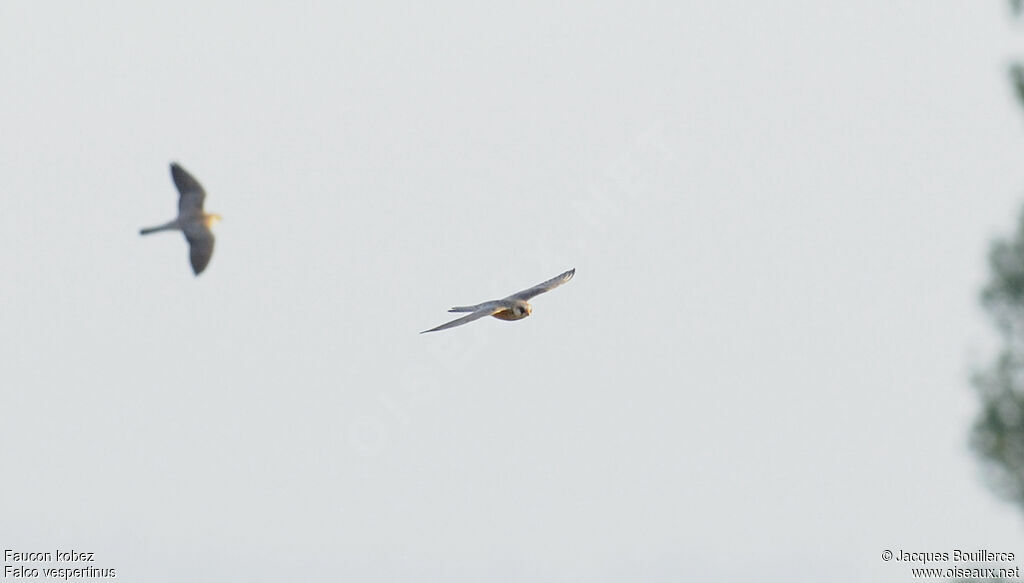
[421,268,575,333]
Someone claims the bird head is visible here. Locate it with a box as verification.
[514,303,533,318]
[204,213,222,228]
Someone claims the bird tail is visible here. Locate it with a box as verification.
[449,304,481,313]
[139,221,177,235]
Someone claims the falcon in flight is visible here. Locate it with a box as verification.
[421,268,575,333]
[140,162,221,276]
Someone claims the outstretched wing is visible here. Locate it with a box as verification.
[421,303,504,334]
[505,268,575,301]
[182,221,215,275]
[171,162,206,216]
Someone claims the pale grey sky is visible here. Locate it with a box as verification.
[2,2,1023,581]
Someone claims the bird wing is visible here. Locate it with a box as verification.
[183,221,215,275]
[171,162,207,216]
[421,302,505,334]
[505,268,575,301]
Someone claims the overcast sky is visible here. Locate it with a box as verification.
[2,2,1024,582]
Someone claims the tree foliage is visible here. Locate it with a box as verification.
[970,2,1024,517]
[972,210,1024,506]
